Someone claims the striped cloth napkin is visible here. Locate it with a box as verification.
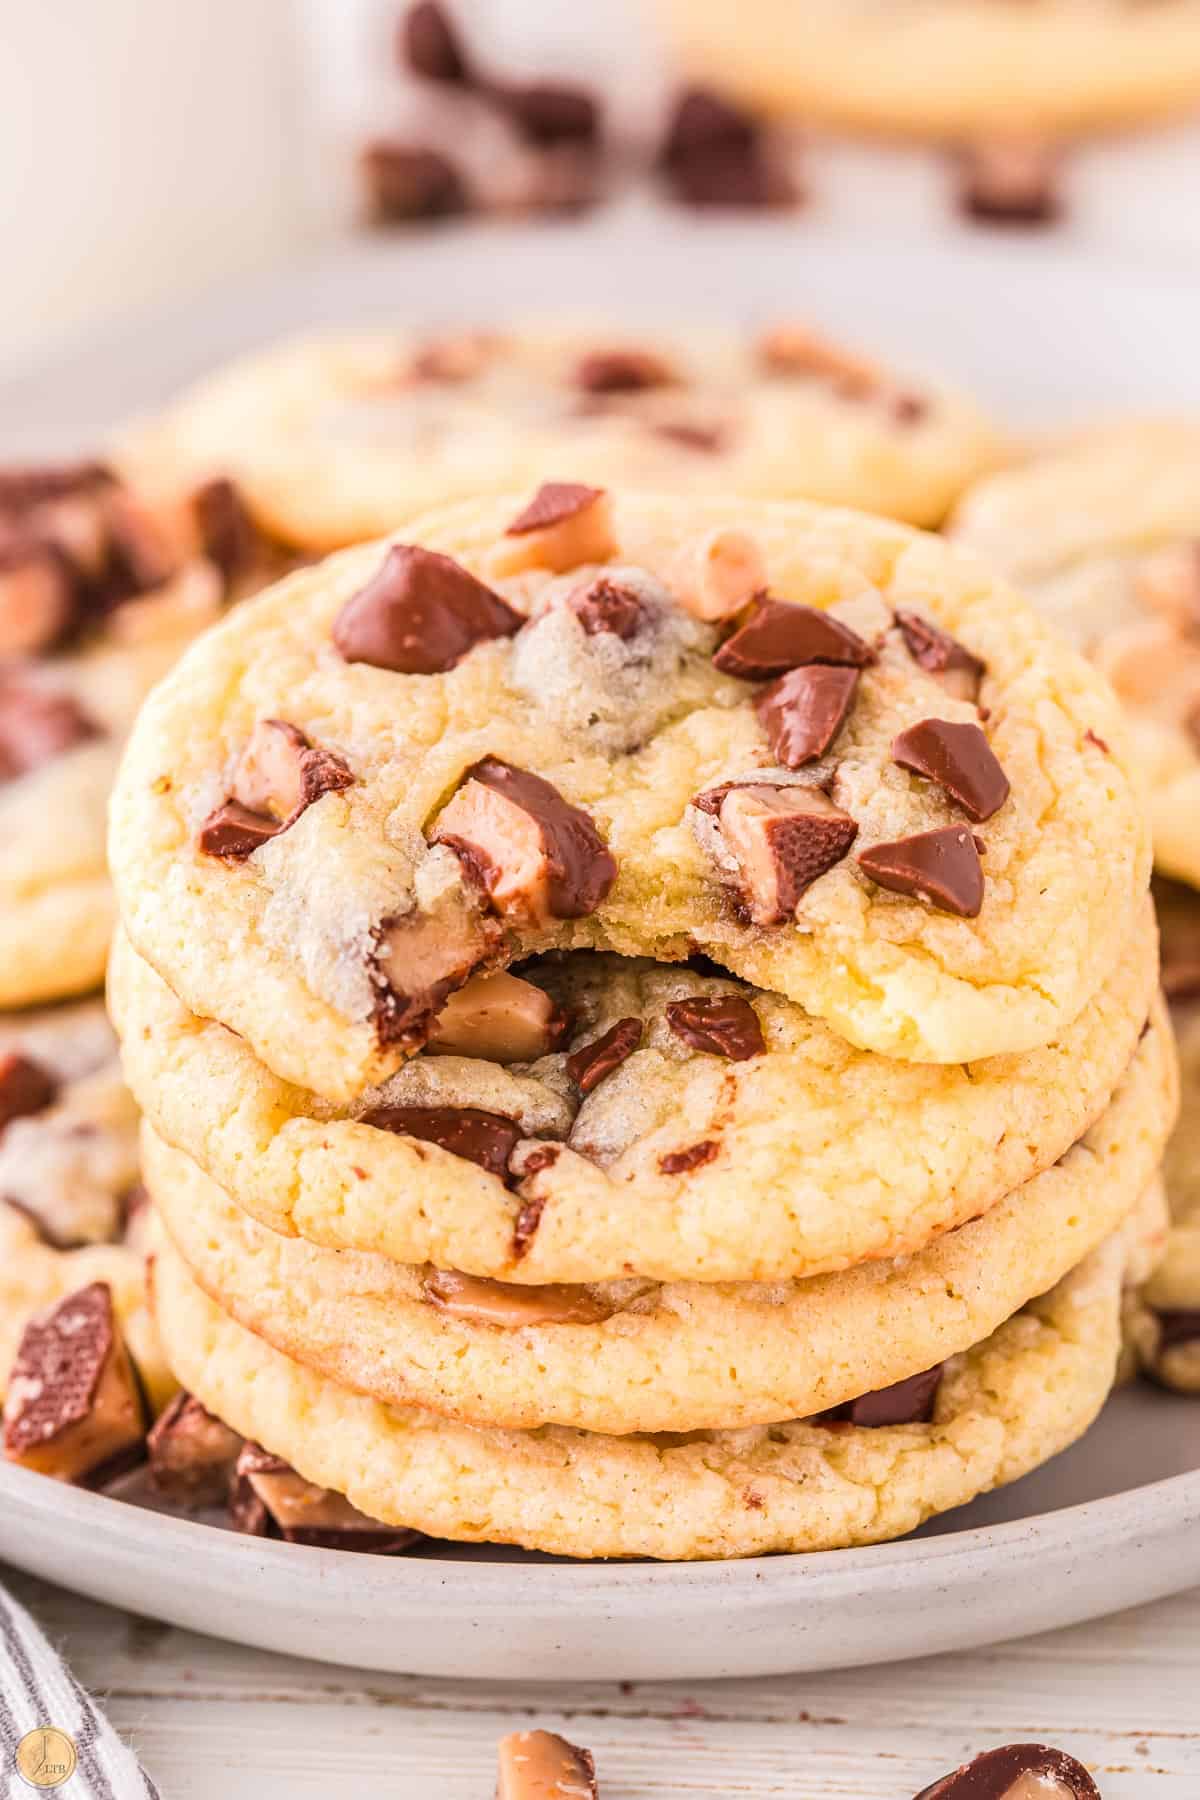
[0,1582,159,1799]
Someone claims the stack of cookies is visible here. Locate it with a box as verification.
[81,481,1173,1559]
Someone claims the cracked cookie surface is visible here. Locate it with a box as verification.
[111,911,1159,1286]
[109,491,1150,1101]
[142,999,1174,1434]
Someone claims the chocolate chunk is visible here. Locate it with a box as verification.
[230,718,353,828]
[756,665,860,767]
[197,799,282,862]
[958,138,1061,228]
[915,1742,1100,1800]
[568,577,644,640]
[0,540,78,655]
[574,349,674,395]
[2,1282,145,1483]
[232,1442,419,1551]
[659,90,798,209]
[661,88,757,164]
[858,825,984,918]
[703,783,858,923]
[334,544,521,674]
[401,0,470,83]
[1157,1310,1200,1351]
[372,900,499,1051]
[506,482,606,536]
[0,681,99,783]
[0,462,114,514]
[566,1016,643,1093]
[362,1103,522,1182]
[425,969,568,1062]
[713,597,874,680]
[491,81,598,147]
[147,1391,243,1509]
[423,1267,613,1327]
[0,1051,58,1133]
[830,1365,942,1429]
[497,1731,598,1800]
[666,995,764,1060]
[892,719,1010,823]
[894,610,986,703]
[432,757,617,925]
[361,141,469,224]
[659,1139,718,1176]
[192,477,262,586]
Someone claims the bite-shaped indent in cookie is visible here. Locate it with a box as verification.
[511,568,711,754]
[914,1742,1100,1800]
[0,677,99,784]
[825,1364,942,1429]
[422,1267,616,1327]
[756,664,860,768]
[231,1441,421,1550]
[859,825,985,918]
[334,543,522,674]
[199,720,353,862]
[694,781,858,925]
[425,969,568,1063]
[894,609,986,704]
[665,994,765,1061]
[713,596,875,681]
[0,541,77,655]
[496,1731,598,1800]
[892,718,1010,823]
[489,483,617,577]
[2,1282,145,1484]
[147,1390,244,1509]
[665,529,767,624]
[432,756,617,926]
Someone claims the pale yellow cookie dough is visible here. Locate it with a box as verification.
[111,909,1158,1285]
[142,1000,1175,1434]
[109,492,1149,1102]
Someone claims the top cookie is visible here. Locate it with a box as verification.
[109,489,1149,1102]
[119,321,1003,550]
[951,423,1200,891]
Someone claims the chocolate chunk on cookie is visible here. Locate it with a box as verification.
[859,825,985,917]
[335,544,521,674]
[3,1282,145,1484]
[894,609,986,703]
[892,719,1010,822]
[666,994,764,1060]
[362,1103,523,1181]
[757,664,860,767]
[714,597,874,680]
[566,1016,643,1093]
[698,782,858,923]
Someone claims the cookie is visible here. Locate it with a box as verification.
[150,1224,1128,1560]
[0,462,291,1004]
[142,997,1174,1434]
[119,323,1002,551]
[108,490,1148,1102]
[110,908,1159,1285]
[952,423,1200,891]
[654,0,1200,139]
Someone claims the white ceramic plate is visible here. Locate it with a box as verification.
[1,225,1197,1679]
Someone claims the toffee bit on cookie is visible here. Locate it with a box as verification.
[713,596,874,680]
[147,1391,243,1509]
[197,800,283,862]
[401,0,471,84]
[573,348,675,394]
[659,1139,719,1175]
[496,1730,599,1800]
[756,664,860,768]
[0,679,99,784]
[755,323,880,394]
[914,1742,1100,1800]
[372,898,499,1050]
[2,1282,145,1485]
[666,528,766,624]
[334,543,521,675]
[568,577,645,640]
[892,718,1010,823]
[894,609,986,704]
[0,1051,58,1133]
[957,138,1061,228]
[230,719,353,828]
[432,756,617,926]
[493,483,617,576]
[361,1103,523,1182]
[231,1441,420,1551]
[700,783,858,924]
[566,1016,643,1094]
[0,541,77,655]
[361,141,469,225]
[425,969,568,1062]
[858,825,984,918]
[666,995,764,1060]
[423,1267,613,1327]
[827,1365,942,1429]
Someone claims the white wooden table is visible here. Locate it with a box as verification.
[5,1566,1198,1797]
